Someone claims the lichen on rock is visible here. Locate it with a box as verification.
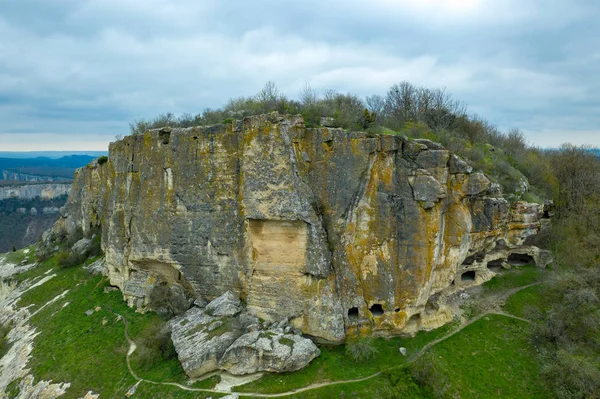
[44,113,551,350]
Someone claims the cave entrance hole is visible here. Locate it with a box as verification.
[369,304,384,317]
[462,252,485,266]
[425,300,437,315]
[461,270,476,282]
[406,313,421,330]
[348,307,359,321]
[507,253,535,266]
[487,259,505,273]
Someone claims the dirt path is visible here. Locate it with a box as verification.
[117,282,541,398]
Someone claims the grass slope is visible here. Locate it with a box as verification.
[2,253,552,399]
[8,255,221,399]
[427,314,549,398]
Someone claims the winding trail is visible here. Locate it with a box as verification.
[117,282,541,398]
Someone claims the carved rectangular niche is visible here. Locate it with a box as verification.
[246,219,309,320]
[248,219,308,269]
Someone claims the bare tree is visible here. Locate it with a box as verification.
[299,82,319,106]
[366,94,385,118]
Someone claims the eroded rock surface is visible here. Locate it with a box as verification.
[170,307,241,377]
[44,113,551,344]
[170,294,319,376]
[220,330,320,375]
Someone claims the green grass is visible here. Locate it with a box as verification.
[12,255,217,398]
[282,374,428,399]
[426,314,550,398]
[0,323,13,359]
[237,322,457,394]
[482,264,545,293]
[7,254,552,399]
[2,245,36,265]
[504,284,547,319]
[132,381,225,398]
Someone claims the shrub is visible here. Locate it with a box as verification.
[132,319,177,371]
[0,322,13,358]
[88,234,102,257]
[409,353,453,398]
[379,367,430,399]
[345,337,379,362]
[97,156,108,165]
[56,250,85,269]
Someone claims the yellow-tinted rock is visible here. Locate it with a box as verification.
[44,113,547,342]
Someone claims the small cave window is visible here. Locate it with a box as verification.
[369,304,384,317]
[348,307,359,321]
[461,271,476,282]
[507,253,535,266]
[394,308,400,313]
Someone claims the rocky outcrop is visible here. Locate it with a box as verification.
[1,170,71,183]
[44,113,550,345]
[169,292,320,377]
[220,330,320,375]
[170,307,242,377]
[0,183,71,200]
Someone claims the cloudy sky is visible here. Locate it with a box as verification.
[1,0,599,150]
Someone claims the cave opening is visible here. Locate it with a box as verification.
[507,253,535,266]
[369,304,384,317]
[461,270,476,282]
[406,313,421,330]
[348,307,359,321]
[462,252,485,266]
[425,300,437,314]
[487,259,505,273]
[495,239,507,250]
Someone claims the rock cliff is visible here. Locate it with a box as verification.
[0,183,71,201]
[45,113,550,344]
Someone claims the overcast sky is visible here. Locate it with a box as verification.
[1,0,599,150]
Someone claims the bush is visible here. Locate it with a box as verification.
[345,337,379,362]
[56,250,85,269]
[132,319,177,371]
[97,156,108,165]
[409,353,453,398]
[379,367,431,399]
[0,322,13,358]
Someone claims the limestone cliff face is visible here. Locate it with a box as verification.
[45,114,549,342]
[0,183,71,200]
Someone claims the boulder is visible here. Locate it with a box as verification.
[219,331,320,375]
[415,150,450,169]
[205,291,242,317]
[320,117,336,127]
[448,154,473,174]
[72,238,92,256]
[410,175,446,203]
[85,258,107,276]
[467,173,491,196]
[414,139,445,150]
[170,307,242,377]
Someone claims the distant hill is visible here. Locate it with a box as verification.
[0,155,98,182]
[0,151,107,159]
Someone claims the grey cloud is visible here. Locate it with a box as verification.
[0,0,599,149]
